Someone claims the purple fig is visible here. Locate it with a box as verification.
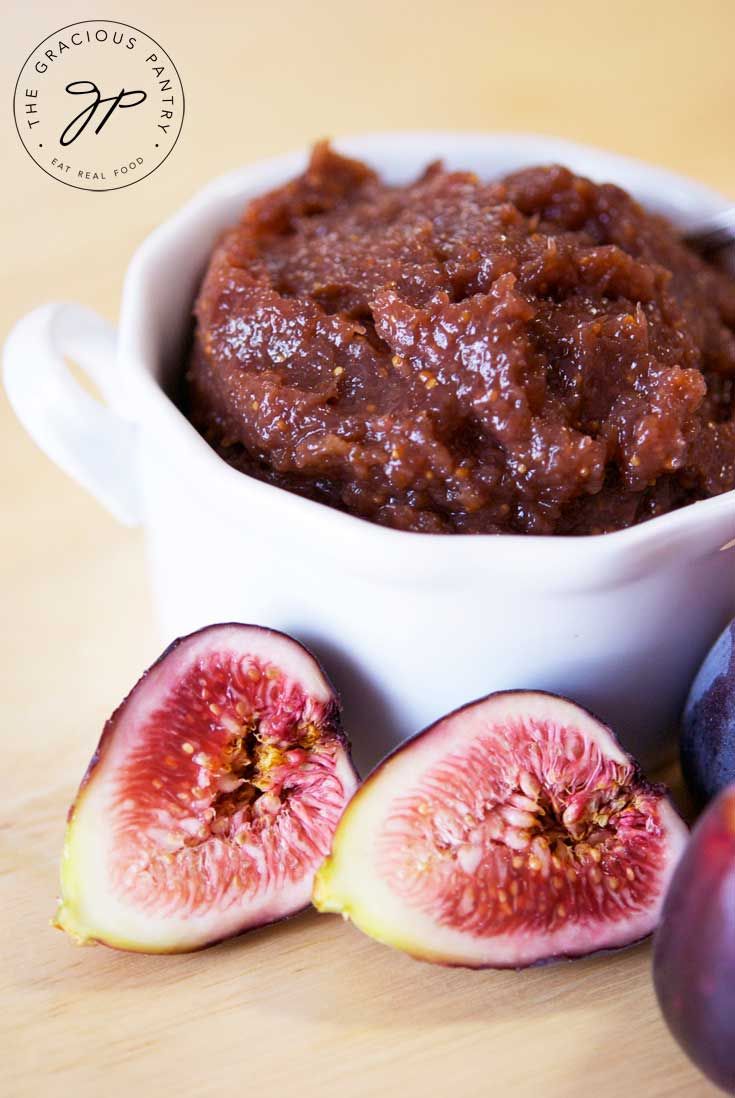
[682,620,735,807]
[653,784,735,1093]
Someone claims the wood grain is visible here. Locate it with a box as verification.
[2,1,732,1094]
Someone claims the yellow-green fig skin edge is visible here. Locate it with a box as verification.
[313,856,470,965]
[51,801,140,952]
[310,747,443,961]
[311,763,427,958]
[51,778,200,955]
[53,821,87,943]
[50,683,126,948]
[312,821,431,961]
[52,783,100,946]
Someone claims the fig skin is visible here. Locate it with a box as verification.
[653,784,735,1094]
[681,620,735,807]
[54,623,359,954]
[314,690,689,969]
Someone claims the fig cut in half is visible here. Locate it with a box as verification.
[54,624,358,953]
[314,691,688,968]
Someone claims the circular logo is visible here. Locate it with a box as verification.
[13,20,184,192]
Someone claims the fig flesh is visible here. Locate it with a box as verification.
[314,691,688,968]
[681,620,735,807]
[653,784,735,1094]
[54,624,358,953]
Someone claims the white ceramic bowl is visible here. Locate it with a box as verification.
[5,133,735,772]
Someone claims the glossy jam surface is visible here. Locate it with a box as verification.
[187,144,735,535]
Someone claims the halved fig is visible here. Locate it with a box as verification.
[314,691,688,968]
[54,624,358,953]
[653,784,735,1093]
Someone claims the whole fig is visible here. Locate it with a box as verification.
[653,784,735,1093]
[681,621,735,806]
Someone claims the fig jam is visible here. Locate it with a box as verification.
[187,143,735,535]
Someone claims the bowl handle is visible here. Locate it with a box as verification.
[3,303,141,525]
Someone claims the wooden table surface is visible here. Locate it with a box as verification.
[3,1,733,1094]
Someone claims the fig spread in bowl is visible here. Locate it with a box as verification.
[186,143,735,536]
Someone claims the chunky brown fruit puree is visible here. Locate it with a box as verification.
[186,144,735,535]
